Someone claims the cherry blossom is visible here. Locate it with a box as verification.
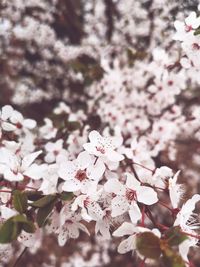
[104,173,158,223]
[58,151,105,193]
[83,130,124,162]
[0,148,46,181]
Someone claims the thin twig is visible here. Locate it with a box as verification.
[11,247,28,267]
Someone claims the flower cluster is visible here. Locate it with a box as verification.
[174,12,200,69]
[0,2,200,266]
[0,104,199,267]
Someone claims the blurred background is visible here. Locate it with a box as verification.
[1,0,200,266]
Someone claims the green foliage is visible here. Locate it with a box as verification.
[36,199,57,227]
[136,228,188,265]
[0,215,36,244]
[25,190,44,201]
[194,27,200,35]
[13,190,28,214]
[59,192,74,201]
[165,226,188,246]
[31,194,58,208]
[136,232,162,259]
[161,248,185,267]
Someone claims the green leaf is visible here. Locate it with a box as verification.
[12,214,29,223]
[25,190,43,201]
[161,248,185,267]
[22,221,36,234]
[13,190,28,214]
[165,226,188,246]
[194,28,200,36]
[0,217,21,243]
[136,232,162,259]
[66,121,81,131]
[60,192,74,201]
[31,194,57,208]
[36,199,57,227]
[12,215,36,234]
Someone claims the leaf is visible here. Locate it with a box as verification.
[12,215,36,234]
[0,217,21,243]
[13,190,28,214]
[36,199,57,227]
[136,232,162,259]
[66,121,81,131]
[194,28,200,36]
[22,221,36,234]
[161,248,185,267]
[25,190,44,201]
[12,214,29,223]
[165,226,188,246]
[31,194,57,208]
[60,192,74,201]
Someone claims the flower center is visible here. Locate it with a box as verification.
[185,25,193,32]
[96,146,105,154]
[192,43,200,50]
[75,170,87,181]
[126,189,136,201]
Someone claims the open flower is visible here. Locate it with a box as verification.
[83,130,124,162]
[0,148,46,181]
[113,222,160,254]
[58,151,105,193]
[104,173,158,223]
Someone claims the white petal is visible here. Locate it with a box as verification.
[106,149,124,162]
[95,220,111,239]
[1,122,16,131]
[104,179,126,195]
[83,143,97,155]
[87,158,105,180]
[113,222,136,237]
[88,130,101,144]
[137,186,158,205]
[22,151,42,170]
[24,164,47,180]
[62,179,81,192]
[77,151,92,169]
[87,202,104,220]
[1,105,13,120]
[111,195,129,217]
[23,119,36,129]
[58,161,77,180]
[179,239,197,262]
[117,235,136,254]
[129,203,142,224]
[126,173,140,189]
[4,169,23,182]
[0,207,18,219]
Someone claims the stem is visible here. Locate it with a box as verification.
[141,205,145,227]
[132,161,154,173]
[130,164,141,182]
[139,257,146,267]
[0,190,12,193]
[158,201,172,211]
[145,206,157,228]
[11,247,28,267]
[181,231,200,240]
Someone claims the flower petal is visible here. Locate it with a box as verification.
[113,222,136,237]
[111,195,129,217]
[117,235,136,254]
[137,186,158,205]
[104,179,126,195]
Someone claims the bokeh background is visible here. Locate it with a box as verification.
[1,0,200,266]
